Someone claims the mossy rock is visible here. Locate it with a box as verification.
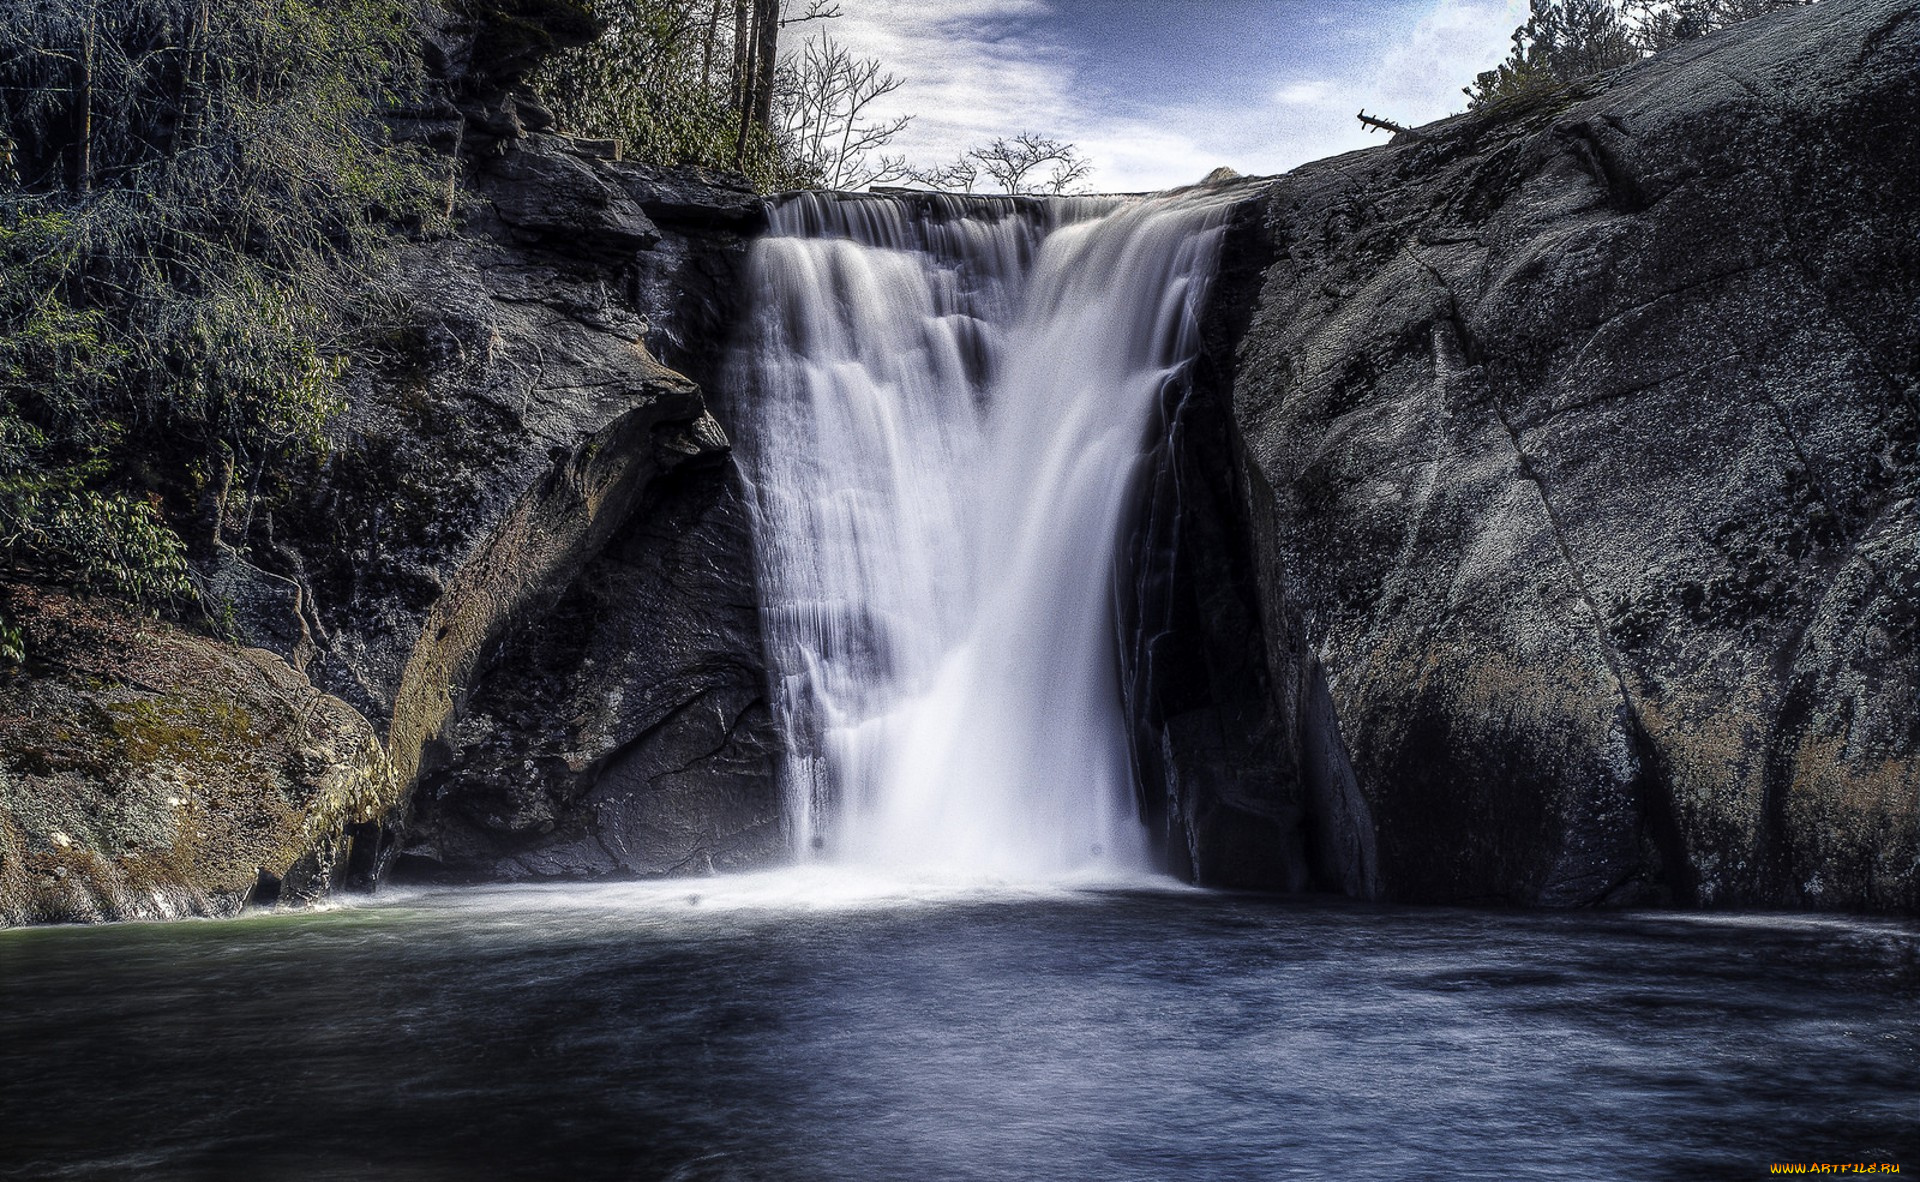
[0,586,397,925]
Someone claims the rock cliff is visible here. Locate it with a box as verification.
[5,0,1915,925]
[0,8,778,922]
[1144,0,1919,910]
[258,22,782,887]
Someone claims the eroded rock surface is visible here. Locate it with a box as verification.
[0,588,396,925]
[403,460,780,880]
[1155,0,1920,909]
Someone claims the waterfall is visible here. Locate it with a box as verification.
[733,188,1231,878]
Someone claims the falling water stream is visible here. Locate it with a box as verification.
[734,190,1231,876]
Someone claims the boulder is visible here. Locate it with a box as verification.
[0,587,397,924]
[481,138,661,254]
[194,542,314,672]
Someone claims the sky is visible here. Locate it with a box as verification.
[821,0,1528,192]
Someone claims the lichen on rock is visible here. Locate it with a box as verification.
[0,587,397,925]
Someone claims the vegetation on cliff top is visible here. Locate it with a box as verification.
[1467,0,1816,109]
[0,0,451,645]
[529,0,1095,194]
[529,0,895,190]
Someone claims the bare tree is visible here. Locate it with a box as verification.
[749,0,780,129]
[913,157,981,194]
[918,133,1092,195]
[535,0,921,190]
[779,35,912,189]
[729,0,751,112]
[732,0,842,167]
[780,0,842,25]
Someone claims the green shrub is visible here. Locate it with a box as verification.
[0,0,454,604]
[0,605,22,666]
[0,472,191,605]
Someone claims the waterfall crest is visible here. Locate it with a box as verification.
[733,189,1230,878]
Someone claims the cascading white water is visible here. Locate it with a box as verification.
[733,188,1230,878]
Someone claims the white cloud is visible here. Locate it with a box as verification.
[1273,81,1335,107]
[822,0,1527,193]
[821,0,1070,173]
[1365,0,1527,122]
[1065,120,1224,195]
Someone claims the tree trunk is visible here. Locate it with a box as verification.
[179,0,210,155]
[731,0,757,165]
[701,0,722,91]
[750,0,780,131]
[729,0,752,111]
[73,7,94,193]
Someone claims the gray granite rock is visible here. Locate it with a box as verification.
[400,458,782,881]
[1149,0,1920,910]
[481,137,661,254]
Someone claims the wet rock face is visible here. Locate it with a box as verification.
[1160,0,1920,909]
[238,26,771,896]
[1120,199,1305,892]
[337,142,775,885]
[400,459,782,881]
[280,132,762,761]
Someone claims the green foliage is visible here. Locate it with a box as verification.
[1467,0,1639,108]
[1626,0,1814,50]
[0,606,22,666]
[0,206,183,612]
[215,596,240,642]
[532,0,914,192]
[0,0,454,606]
[532,0,812,188]
[0,208,125,467]
[0,467,192,605]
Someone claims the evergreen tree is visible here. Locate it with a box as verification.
[1467,0,1815,108]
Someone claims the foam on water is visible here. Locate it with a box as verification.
[358,865,1193,931]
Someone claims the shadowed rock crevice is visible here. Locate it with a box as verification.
[397,453,780,883]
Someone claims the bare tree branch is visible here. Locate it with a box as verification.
[775,32,911,189]
[914,133,1092,195]
[780,0,841,26]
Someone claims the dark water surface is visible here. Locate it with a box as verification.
[3,872,1916,1181]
